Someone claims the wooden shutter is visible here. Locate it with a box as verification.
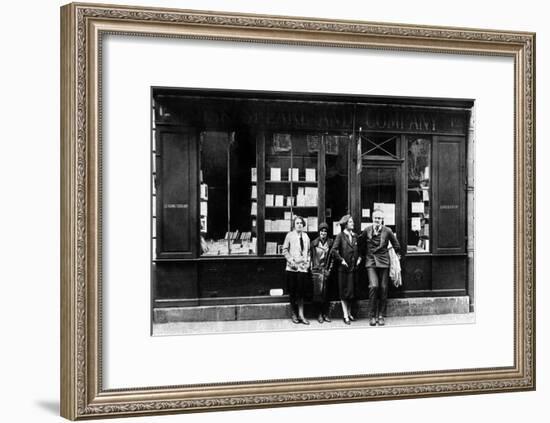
[155,127,198,259]
[433,136,466,254]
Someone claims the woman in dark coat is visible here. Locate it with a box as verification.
[331,214,361,325]
[310,222,333,323]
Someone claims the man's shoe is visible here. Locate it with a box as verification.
[369,317,377,326]
[318,314,324,324]
[378,316,385,326]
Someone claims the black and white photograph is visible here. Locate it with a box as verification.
[151,88,475,335]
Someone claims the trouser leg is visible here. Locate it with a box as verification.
[368,287,379,317]
[340,300,349,318]
[322,301,330,316]
[378,268,389,317]
[367,268,380,318]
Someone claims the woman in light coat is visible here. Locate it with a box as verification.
[282,216,311,324]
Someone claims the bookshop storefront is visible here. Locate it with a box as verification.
[152,88,474,315]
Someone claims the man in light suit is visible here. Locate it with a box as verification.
[359,209,401,326]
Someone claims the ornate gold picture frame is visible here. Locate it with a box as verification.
[60,2,535,420]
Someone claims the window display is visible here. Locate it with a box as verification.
[200,131,257,256]
[407,137,431,253]
[264,133,319,255]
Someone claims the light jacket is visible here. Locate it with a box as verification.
[282,230,311,273]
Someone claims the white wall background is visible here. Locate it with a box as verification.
[0,0,546,422]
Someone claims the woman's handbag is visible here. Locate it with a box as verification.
[311,268,329,302]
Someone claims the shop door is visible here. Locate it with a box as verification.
[357,163,403,299]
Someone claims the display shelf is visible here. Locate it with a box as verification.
[265,206,317,209]
[265,180,318,184]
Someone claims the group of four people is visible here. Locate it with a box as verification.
[282,209,401,327]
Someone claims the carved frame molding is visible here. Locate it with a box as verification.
[61,3,535,420]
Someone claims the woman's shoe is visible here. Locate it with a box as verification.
[343,317,351,325]
[291,315,300,324]
[349,314,356,322]
[317,314,324,324]
[323,315,331,323]
[369,317,377,326]
[378,316,385,326]
[300,317,310,325]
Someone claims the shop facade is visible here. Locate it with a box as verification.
[151,88,474,320]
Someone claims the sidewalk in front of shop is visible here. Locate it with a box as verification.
[153,312,475,336]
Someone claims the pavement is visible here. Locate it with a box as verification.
[153,312,475,336]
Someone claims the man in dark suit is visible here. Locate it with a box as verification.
[359,208,401,326]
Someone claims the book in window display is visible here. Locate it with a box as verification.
[200,183,208,200]
[286,196,294,207]
[288,167,299,182]
[270,168,281,182]
[305,168,316,182]
[307,216,318,232]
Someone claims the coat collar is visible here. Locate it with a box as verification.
[312,237,333,248]
[368,225,386,237]
[342,230,356,246]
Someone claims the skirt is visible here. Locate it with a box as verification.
[286,270,307,304]
[337,271,355,301]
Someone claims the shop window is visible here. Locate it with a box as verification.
[199,131,257,256]
[263,133,319,255]
[407,137,431,253]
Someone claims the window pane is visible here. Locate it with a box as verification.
[228,130,257,255]
[407,137,431,253]
[292,134,319,238]
[361,167,397,231]
[325,135,349,236]
[200,131,229,256]
[362,133,398,159]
